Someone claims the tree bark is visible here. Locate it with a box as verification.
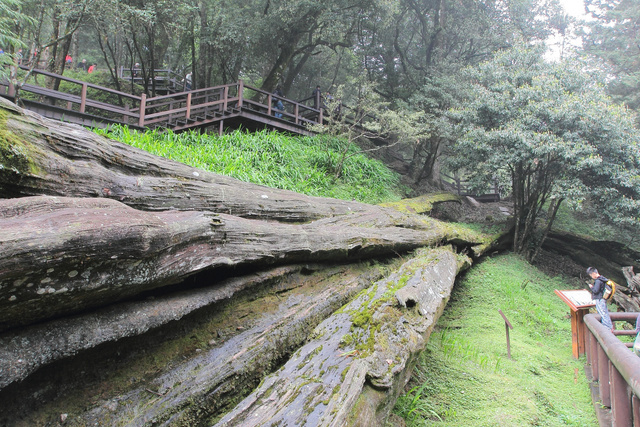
[0,194,457,331]
[216,247,465,426]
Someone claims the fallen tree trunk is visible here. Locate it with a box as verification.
[0,264,301,389]
[217,246,465,426]
[0,261,392,425]
[0,194,473,331]
[0,98,500,426]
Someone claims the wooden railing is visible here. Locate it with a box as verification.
[2,65,143,128]
[0,66,361,136]
[585,312,640,426]
[118,67,186,93]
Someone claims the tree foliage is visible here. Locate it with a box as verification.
[449,46,640,261]
[583,0,640,116]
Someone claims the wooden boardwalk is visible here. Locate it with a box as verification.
[1,66,326,136]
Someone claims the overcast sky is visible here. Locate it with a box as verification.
[559,0,587,18]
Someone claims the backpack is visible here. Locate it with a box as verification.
[603,279,616,300]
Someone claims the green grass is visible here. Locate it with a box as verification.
[394,253,598,426]
[95,126,406,204]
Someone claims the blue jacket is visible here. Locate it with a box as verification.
[591,275,608,300]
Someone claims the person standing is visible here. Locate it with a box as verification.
[273,86,284,118]
[312,85,322,109]
[587,267,613,330]
[184,72,192,90]
[77,59,87,71]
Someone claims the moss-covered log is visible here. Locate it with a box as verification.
[1,96,385,222]
[216,246,467,426]
[0,261,397,426]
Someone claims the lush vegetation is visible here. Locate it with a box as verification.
[96,123,606,424]
[449,46,640,262]
[583,0,640,112]
[4,0,640,422]
[96,125,407,204]
[394,253,600,426]
[5,0,639,250]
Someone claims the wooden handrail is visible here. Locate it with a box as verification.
[4,66,350,133]
[18,65,141,102]
[585,312,640,426]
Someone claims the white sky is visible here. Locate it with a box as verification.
[558,0,588,18]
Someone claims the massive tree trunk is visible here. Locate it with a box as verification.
[0,194,455,331]
[0,97,501,426]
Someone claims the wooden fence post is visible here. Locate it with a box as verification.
[8,65,16,98]
[138,93,147,128]
[186,92,192,120]
[80,84,87,114]
[499,309,514,359]
[237,80,244,108]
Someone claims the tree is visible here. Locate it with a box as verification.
[0,0,28,51]
[310,80,429,180]
[0,0,33,90]
[358,0,566,102]
[449,46,640,261]
[250,0,382,94]
[583,0,640,116]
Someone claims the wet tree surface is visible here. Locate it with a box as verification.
[0,97,502,426]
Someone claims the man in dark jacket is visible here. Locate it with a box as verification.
[587,267,613,330]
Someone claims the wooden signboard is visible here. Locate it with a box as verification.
[555,289,594,358]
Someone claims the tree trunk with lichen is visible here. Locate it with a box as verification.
[216,246,467,427]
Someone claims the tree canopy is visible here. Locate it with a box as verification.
[449,46,640,260]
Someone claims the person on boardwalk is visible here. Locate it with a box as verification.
[77,59,87,72]
[586,267,613,330]
[312,85,322,109]
[273,86,284,118]
[184,72,192,90]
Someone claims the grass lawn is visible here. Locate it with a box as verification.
[394,253,598,426]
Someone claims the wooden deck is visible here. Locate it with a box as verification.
[1,66,324,136]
